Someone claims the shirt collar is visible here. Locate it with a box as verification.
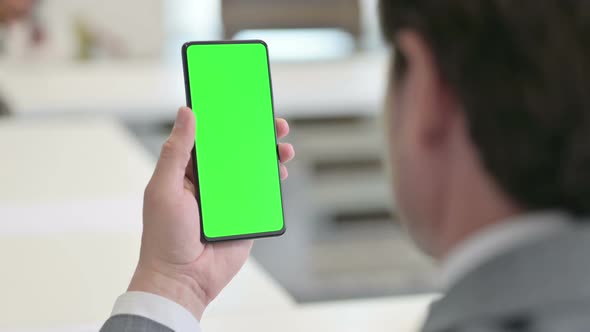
[439,210,571,289]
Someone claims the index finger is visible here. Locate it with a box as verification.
[276,118,290,139]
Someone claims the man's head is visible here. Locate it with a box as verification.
[380,1,590,257]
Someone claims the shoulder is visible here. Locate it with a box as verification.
[424,226,590,332]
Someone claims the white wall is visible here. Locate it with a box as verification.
[165,0,222,40]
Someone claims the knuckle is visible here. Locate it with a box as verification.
[160,139,179,159]
[143,181,168,209]
[144,182,156,201]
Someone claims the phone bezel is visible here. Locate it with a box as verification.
[181,40,287,242]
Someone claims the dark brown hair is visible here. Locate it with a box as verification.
[380,0,590,215]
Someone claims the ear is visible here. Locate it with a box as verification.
[395,31,459,148]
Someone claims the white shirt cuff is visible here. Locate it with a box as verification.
[111,291,201,332]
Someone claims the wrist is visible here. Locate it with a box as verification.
[128,263,208,320]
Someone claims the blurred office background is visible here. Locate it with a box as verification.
[0,0,435,330]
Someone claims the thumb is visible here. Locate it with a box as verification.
[151,107,196,190]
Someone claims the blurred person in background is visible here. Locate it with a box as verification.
[0,0,33,23]
[0,0,42,51]
[100,1,590,332]
[0,0,39,115]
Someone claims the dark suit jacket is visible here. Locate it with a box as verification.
[101,314,173,332]
[423,225,590,332]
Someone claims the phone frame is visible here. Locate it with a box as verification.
[181,40,286,242]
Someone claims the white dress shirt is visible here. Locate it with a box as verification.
[440,210,571,289]
[111,291,202,332]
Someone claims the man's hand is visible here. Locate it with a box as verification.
[128,107,295,320]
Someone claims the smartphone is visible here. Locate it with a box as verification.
[181,40,286,242]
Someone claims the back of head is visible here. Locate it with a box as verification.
[380,0,590,215]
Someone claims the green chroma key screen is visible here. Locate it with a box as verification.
[182,40,285,241]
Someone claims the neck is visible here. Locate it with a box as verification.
[438,203,520,261]
[434,141,523,261]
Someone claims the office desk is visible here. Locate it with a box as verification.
[0,118,293,331]
[0,53,387,122]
